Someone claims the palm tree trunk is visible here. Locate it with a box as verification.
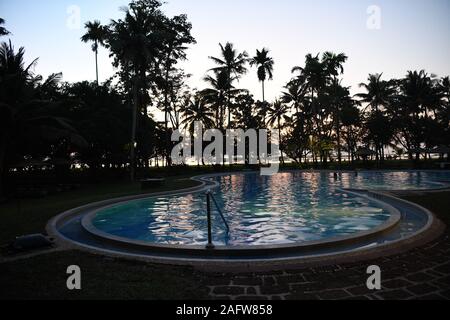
[164,61,171,167]
[278,117,284,164]
[227,91,232,129]
[226,90,232,166]
[130,80,138,182]
[95,44,99,84]
[262,80,265,102]
[336,113,342,168]
[215,107,219,127]
[262,80,267,127]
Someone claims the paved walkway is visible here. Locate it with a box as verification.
[201,233,450,300]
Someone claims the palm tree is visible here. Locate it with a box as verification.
[180,96,214,166]
[292,54,326,106]
[397,70,441,159]
[291,54,331,149]
[0,42,86,197]
[201,70,233,128]
[439,76,450,120]
[160,15,195,167]
[281,79,309,122]
[249,48,274,112]
[267,100,290,164]
[356,73,395,113]
[326,79,353,166]
[209,42,248,128]
[181,96,215,133]
[107,1,165,180]
[81,20,107,84]
[0,18,10,36]
[322,52,348,166]
[356,73,395,162]
[322,52,348,79]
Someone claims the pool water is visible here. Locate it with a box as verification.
[92,171,450,246]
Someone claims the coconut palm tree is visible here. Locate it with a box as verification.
[0,18,10,36]
[249,48,274,106]
[181,96,215,133]
[267,100,290,163]
[81,20,108,84]
[107,0,166,180]
[322,52,348,79]
[281,79,309,122]
[396,70,441,159]
[326,79,353,166]
[292,54,326,106]
[356,73,395,162]
[356,73,395,113]
[438,76,450,121]
[209,42,248,128]
[0,42,86,197]
[291,54,331,147]
[201,70,234,128]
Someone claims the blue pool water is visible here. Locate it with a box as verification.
[92,171,450,246]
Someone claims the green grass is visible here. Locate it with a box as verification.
[0,250,208,300]
[0,176,200,245]
[0,175,208,300]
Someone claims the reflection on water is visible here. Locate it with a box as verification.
[93,171,450,246]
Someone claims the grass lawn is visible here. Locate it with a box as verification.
[0,176,200,245]
[0,178,448,300]
[0,250,209,300]
[0,175,208,300]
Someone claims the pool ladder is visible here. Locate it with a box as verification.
[205,190,230,249]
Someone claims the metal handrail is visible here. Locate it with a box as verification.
[209,192,230,233]
[205,190,230,249]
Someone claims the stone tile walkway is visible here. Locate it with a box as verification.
[202,233,450,300]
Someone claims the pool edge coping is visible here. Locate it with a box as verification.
[46,170,448,271]
[77,181,402,255]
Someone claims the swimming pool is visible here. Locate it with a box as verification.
[88,171,450,247]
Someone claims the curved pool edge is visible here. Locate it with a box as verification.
[79,188,402,256]
[46,171,449,271]
[46,193,445,273]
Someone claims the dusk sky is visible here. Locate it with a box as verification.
[1,0,449,104]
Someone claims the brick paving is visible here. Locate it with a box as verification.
[202,233,450,300]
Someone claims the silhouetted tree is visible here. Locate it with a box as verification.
[0,41,85,196]
[181,95,215,132]
[0,18,9,37]
[107,0,167,179]
[249,48,274,124]
[209,42,248,128]
[267,100,290,164]
[81,20,108,84]
[356,73,395,162]
[201,71,230,128]
[159,14,195,166]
